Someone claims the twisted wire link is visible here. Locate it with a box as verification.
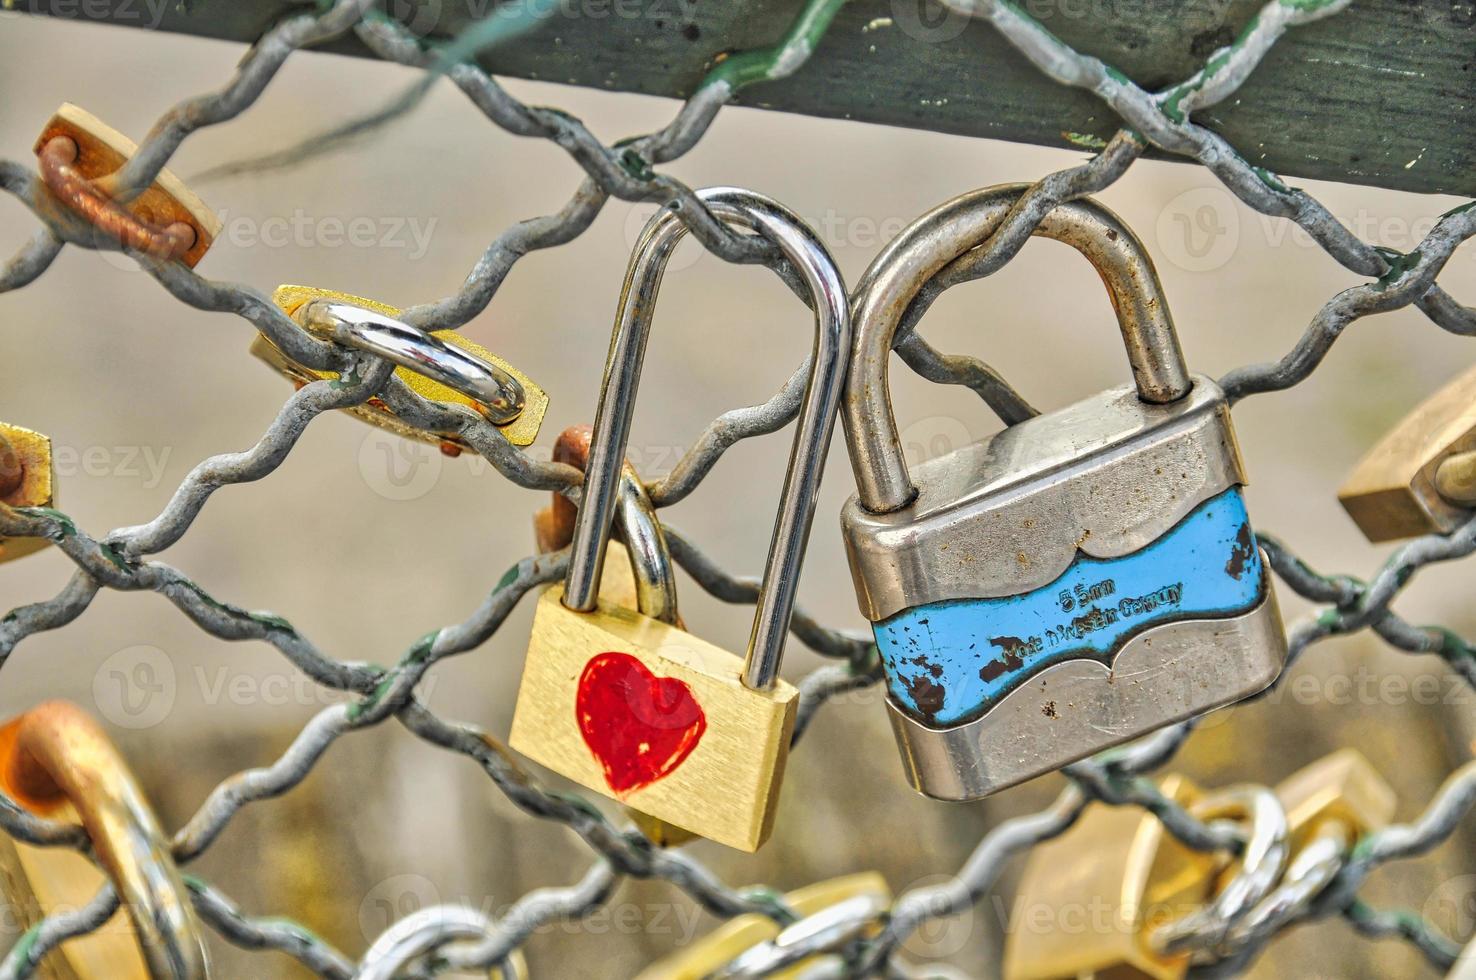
[2,0,1475,975]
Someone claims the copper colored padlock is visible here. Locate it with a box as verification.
[33,104,219,267]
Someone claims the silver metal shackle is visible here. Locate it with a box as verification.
[615,459,680,626]
[562,186,852,692]
[845,183,1192,514]
[300,300,527,424]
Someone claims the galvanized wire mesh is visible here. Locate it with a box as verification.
[2,0,1475,976]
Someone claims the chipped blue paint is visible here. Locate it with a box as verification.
[875,488,1265,728]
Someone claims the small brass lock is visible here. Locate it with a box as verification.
[33,103,220,267]
[534,423,695,849]
[1339,363,1476,541]
[251,285,547,449]
[840,184,1287,800]
[632,873,891,980]
[1004,775,1223,980]
[0,422,56,565]
[0,701,207,978]
[510,186,850,852]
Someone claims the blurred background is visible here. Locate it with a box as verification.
[1,11,1473,978]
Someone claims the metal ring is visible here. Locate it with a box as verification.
[845,183,1192,514]
[1152,784,1290,956]
[561,186,851,693]
[357,905,525,980]
[538,424,680,625]
[299,300,526,424]
[37,136,197,261]
[1221,818,1349,953]
[0,700,208,979]
[706,892,888,979]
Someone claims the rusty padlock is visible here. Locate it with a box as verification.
[0,700,207,978]
[34,103,219,266]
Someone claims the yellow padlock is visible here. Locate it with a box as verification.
[632,873,891,980]
[1339,363,1476,541]
[0,701,207,978]
[1004,775,1222,980]
[251,285,547,450]
[34,103,219,267]
[0,422,56,565]
[534,424,695,849]
[509,188,848,853]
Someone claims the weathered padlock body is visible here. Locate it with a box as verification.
[842,376,1287,800]
[1338,362,1476,541]
[0,423,56,565]
[251,285,548,448]
[510,585,798,852]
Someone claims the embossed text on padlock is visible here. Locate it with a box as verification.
[510,186,850,852]
[839,184,1288,801]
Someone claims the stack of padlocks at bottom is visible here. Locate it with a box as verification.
[7,103,1473,975]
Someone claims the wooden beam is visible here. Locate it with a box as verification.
[17,0,1474,197]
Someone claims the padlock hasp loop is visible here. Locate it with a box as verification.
[563,187,851,693]
[845,184,1192,514]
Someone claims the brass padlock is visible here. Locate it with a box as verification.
[1004,775,1222,980]
[0,422,56,565]
[840,184,1287,801]
[0,700,207,978]
[1217,749,1395,953]
[1339,363,1476,541]
[632,873,891,980]
[509,186,850,852]
[535,423,694,849]
[33,103,219,267]
[251,285,547,449]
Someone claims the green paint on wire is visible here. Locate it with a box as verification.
[698,0,847,94]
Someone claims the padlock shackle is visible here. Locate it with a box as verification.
[563,187,851,693]
[299,300,527,424]
[0,700,208,979]
[540,424,680,626]
[845,184,1192,514]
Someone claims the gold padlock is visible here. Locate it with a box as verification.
[251,285,547,449]
[0,701,207,978]
[1004,775,1223,980]
[34,103,219,267]
[534,423,695,849]
[1339,363,1476,541]
[632,872,891,980]
[0,422,56,565]
[1273,748,1396,851]
[508,187,848,853]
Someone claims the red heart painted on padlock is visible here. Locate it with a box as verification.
[576,652,706,795]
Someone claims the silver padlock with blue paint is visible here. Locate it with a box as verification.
[840,185,1288,800]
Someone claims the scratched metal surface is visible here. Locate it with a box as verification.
[0,1,1474,977]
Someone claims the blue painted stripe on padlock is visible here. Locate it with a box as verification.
[874,487,1266,728]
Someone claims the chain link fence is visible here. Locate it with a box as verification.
[1,0,1475,976]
